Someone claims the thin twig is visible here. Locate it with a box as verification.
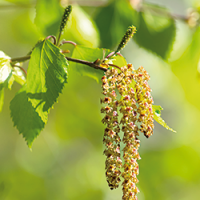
[65,56,107,71]
[10,54,108,72]
[106,51,123,59]
[11,55,31,63]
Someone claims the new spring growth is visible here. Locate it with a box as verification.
[60,5,72,33]
[115,26,136,54]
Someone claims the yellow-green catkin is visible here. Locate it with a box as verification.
[117,64,140,200]
[115,26,136,54]
[60,5,72,33]
[134,66,154,138]
[101,68,122,190]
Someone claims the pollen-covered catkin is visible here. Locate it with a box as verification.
[101,64,154,200]
[101,68,122,190]
[134,66,154,138]
[117,64,140,200]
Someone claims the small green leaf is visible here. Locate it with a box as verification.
[10,85,45,148]
[70,46,110,83]
[7,73,15,90]
[153,105,163,115]
[153,105,176,132]
[110,54,127,68]
[26,40,68,123]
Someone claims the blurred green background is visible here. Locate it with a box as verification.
[1,0,200,199]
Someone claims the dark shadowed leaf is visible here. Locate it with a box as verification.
[94,0,176,59]
[94,0,134,49]
[10,85,45,148]
[133,4,176,59]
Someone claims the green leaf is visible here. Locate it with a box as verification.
[111,54,127,68]
[153,105,176,132]
[26,40,68,123]
[70,46,109,83]
[7,73,15,89]
[95,0,134,49]
[10,85,45,148]
[70,46,128,83]
[133,4,176,59]
[153,105,162,115]
[34,0,63,37]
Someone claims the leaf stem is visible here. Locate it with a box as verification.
[11,55,31,63]
[65,56,107,71]
[46,35,57,45]
[59,40,77,47]
[10,54,108,72]
[108,63,122,71]
[56,32,62,46]
[106,51,123,59]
